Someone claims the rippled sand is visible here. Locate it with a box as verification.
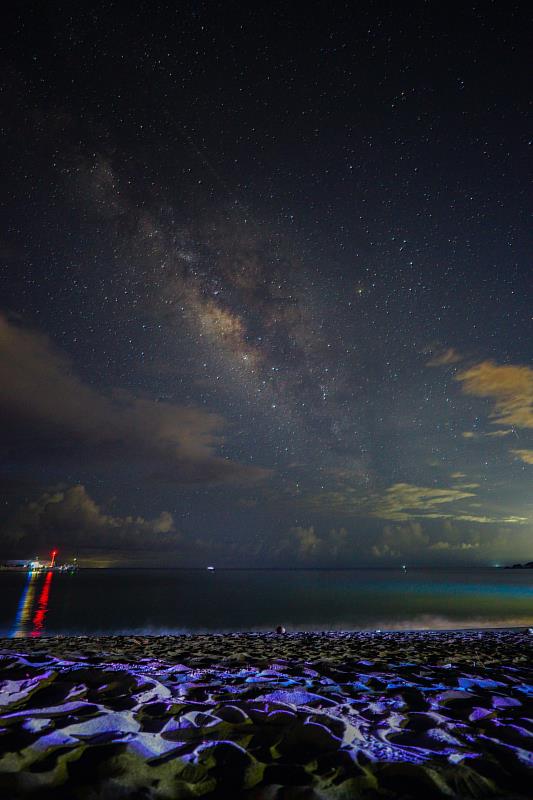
[1,630,532,798]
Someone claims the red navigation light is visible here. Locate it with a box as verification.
[50,549,58,567]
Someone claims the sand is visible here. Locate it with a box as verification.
[0,630,532,798]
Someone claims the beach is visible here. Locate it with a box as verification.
[0,630,532,798]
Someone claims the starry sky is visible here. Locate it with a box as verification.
[1,2,532,566]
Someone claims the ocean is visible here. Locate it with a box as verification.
[2,567,533,638]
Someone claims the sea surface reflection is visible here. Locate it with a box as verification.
[9,570,54,638]
[2,568,533,637]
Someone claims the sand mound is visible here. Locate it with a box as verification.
[0,631,532,798]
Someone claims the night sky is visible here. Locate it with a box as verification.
[1,2,531,566]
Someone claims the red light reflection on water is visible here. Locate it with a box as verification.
[31,570,53,637]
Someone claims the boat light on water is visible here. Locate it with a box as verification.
[206,565,215,571]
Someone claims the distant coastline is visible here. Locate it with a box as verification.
[1,564,524,571]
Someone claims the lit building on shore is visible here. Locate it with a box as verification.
[1,552,77,571]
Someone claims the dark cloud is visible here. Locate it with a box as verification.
[3,483,267,566]
[3,484,179,558]
[0,313,270,486]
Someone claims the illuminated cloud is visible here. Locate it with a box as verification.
[511,449,533,465]
[278,513,530,564]
[286,526,321,558]
[462,429,514,439]
[456,360,533,430]
[279,526,349,561]
[0,314,270,485]
[370,518,529,561]
[371,521,428,558]
[371,483,477,522]
[371,520,481,560]
[304,481,527,526]
[459,514,526,523]
[426,347,462,367]
[429,540,479,551]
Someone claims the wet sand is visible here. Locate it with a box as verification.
[0,630,532,798]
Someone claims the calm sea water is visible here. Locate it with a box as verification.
[1,568,533,638]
